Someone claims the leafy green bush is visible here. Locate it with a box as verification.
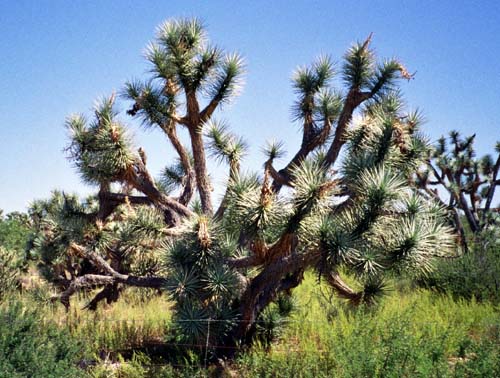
[419,230,500,303]
[0,211,30,256]
[0,301,86,378]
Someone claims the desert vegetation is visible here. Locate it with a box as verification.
[0,17,498,377]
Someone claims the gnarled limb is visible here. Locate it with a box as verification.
[232,250,321,342]
[83,283,122,310]
[324,271,363,304]
[188,125,213,215]
[162,124,196,206]
[272,118,333,191]
[51,273,167,310]
[323,89,371,168]
[51,243,168,309]
[272,34,383,192]
[125,159,193,224]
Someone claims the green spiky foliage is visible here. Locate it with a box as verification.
[206,119,248,167]
[38,18,457,357]
[415,131,500,250]
[156,95,454,349]
[269,35,414,192]
[27,190,168,306]
[123,17,245,215]
[27,191,98,286]
[66,97,137,186]
[163,216,243,347]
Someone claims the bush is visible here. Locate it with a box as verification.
[419,230,500,303]
[0,212,30,256]
[0,301,86,378]
[0,247,21,301]
[236,311,499,378]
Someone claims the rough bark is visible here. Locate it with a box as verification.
[163,124,196,206]
[189,126,213,215]
[51,243,168,309]
[232,250,321,342]
[324,271,363,304]
[323,90,370,167]
[185,90,213,215]
[125,159,193,225]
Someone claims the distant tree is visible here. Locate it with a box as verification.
[0,211,30,299]
[415,132,500,251]
[33,18,455,356]
[0,210,30,256]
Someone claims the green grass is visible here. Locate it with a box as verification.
[235,273,499,377]
[1,272,498,377]
[64,289,174,353]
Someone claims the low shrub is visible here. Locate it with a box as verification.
[0,300,86,378]
[0,247,22,301]
[419,230,500,303]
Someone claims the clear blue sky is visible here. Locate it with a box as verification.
[1,0,499,213]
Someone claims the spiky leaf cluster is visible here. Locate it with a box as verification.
[162,216,243,345]
[66,97,137,185]
[344,94,428,181]
[314,107,455,295]
[123,18,245,131]
[222,172,291,243]
[292,55,342,123]
[27,191,99,284]
[111,205,167,276]
[28,192,168,286]
[206,119,248,166]
[343,37,411,94]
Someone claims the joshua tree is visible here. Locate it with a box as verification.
[415,132,500,250]
[33,18,455,356]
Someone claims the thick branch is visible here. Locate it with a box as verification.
[233,250,321,340]
[200,98,220,124]
[273,118,333,191]
[83,283,122,310]
[52,273,167,309]
[227,255,262,269]
[484,153,500,215]
[52,243,168,309]
[185,90,213,215]
[96,184,155,220]
[266,160,288,186]
[324,271,363,304]
[188,126,213,214]
[125,159,193,224]
[162,124,196,206]
[324,90,369,168]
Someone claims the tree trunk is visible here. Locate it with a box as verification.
[189,126,213,215]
